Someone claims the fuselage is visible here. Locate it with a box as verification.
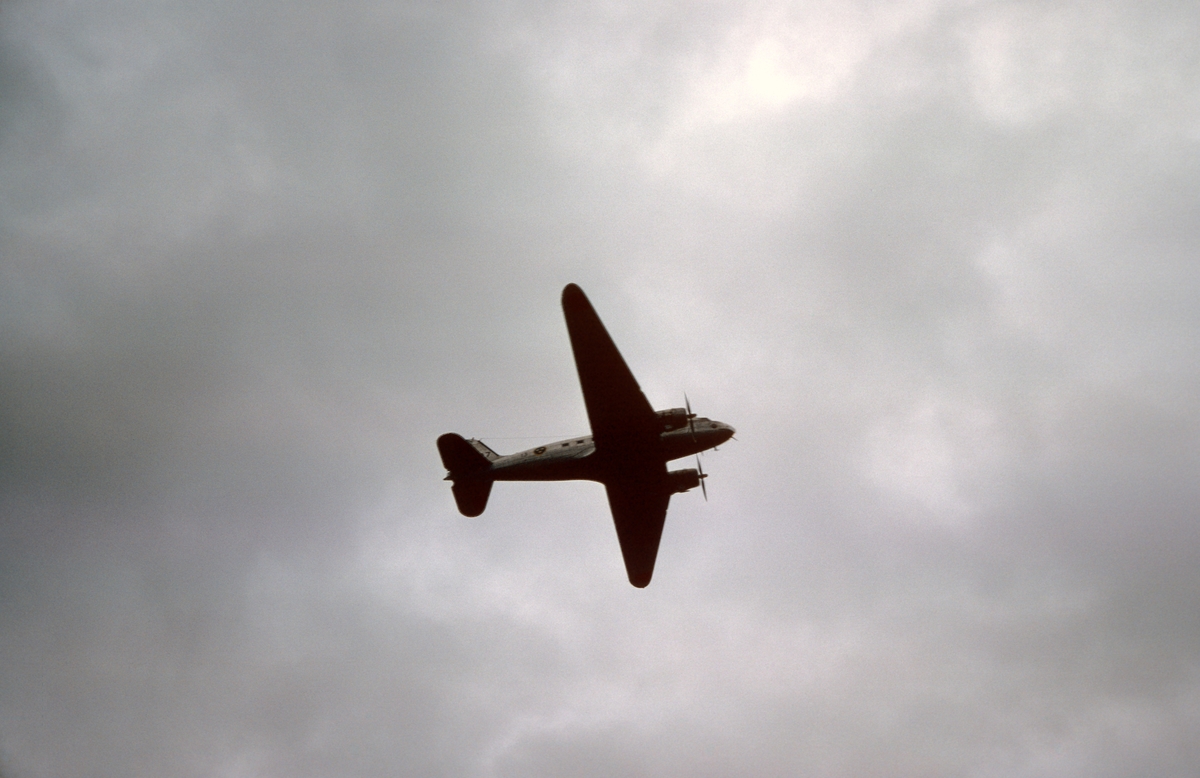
[484,417,735,482]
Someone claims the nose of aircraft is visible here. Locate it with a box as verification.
[720,423,735,443]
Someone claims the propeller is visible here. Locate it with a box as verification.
[685,393,697,443]
[695,455,707,501]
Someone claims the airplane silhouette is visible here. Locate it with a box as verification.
[437,284,735,587]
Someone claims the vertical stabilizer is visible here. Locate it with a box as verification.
[468,439,500,461]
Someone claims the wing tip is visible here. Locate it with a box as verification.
[562,283,585,306]
[626,557,656,588]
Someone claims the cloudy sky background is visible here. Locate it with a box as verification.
[2,1,1199,775]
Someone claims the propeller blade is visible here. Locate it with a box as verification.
[685,393,697,442]
[696,455,707,501]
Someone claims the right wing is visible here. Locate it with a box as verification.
[561,284,657,447]
[604,476,671,588]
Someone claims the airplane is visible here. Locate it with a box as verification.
[437,283,735,588]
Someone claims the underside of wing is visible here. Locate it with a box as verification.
[563,284,674,587]
[562,284,657,447]
[604,477,671,588]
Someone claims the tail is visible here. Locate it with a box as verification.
[437,433,495,517]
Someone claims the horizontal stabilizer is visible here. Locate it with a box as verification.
[438,433,492,475]
[451,478,493,517]
[438,433,495,516]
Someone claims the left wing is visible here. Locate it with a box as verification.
[561,284,658,447]
[605,475,670,588]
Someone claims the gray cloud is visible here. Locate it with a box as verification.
[3,1,1199,776]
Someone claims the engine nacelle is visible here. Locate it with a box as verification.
[667,468,702,495]
[656,407,690,432]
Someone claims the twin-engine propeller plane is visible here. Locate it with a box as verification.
[437,284,735,588]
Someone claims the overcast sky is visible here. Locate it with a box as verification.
[2,1,1199,776]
